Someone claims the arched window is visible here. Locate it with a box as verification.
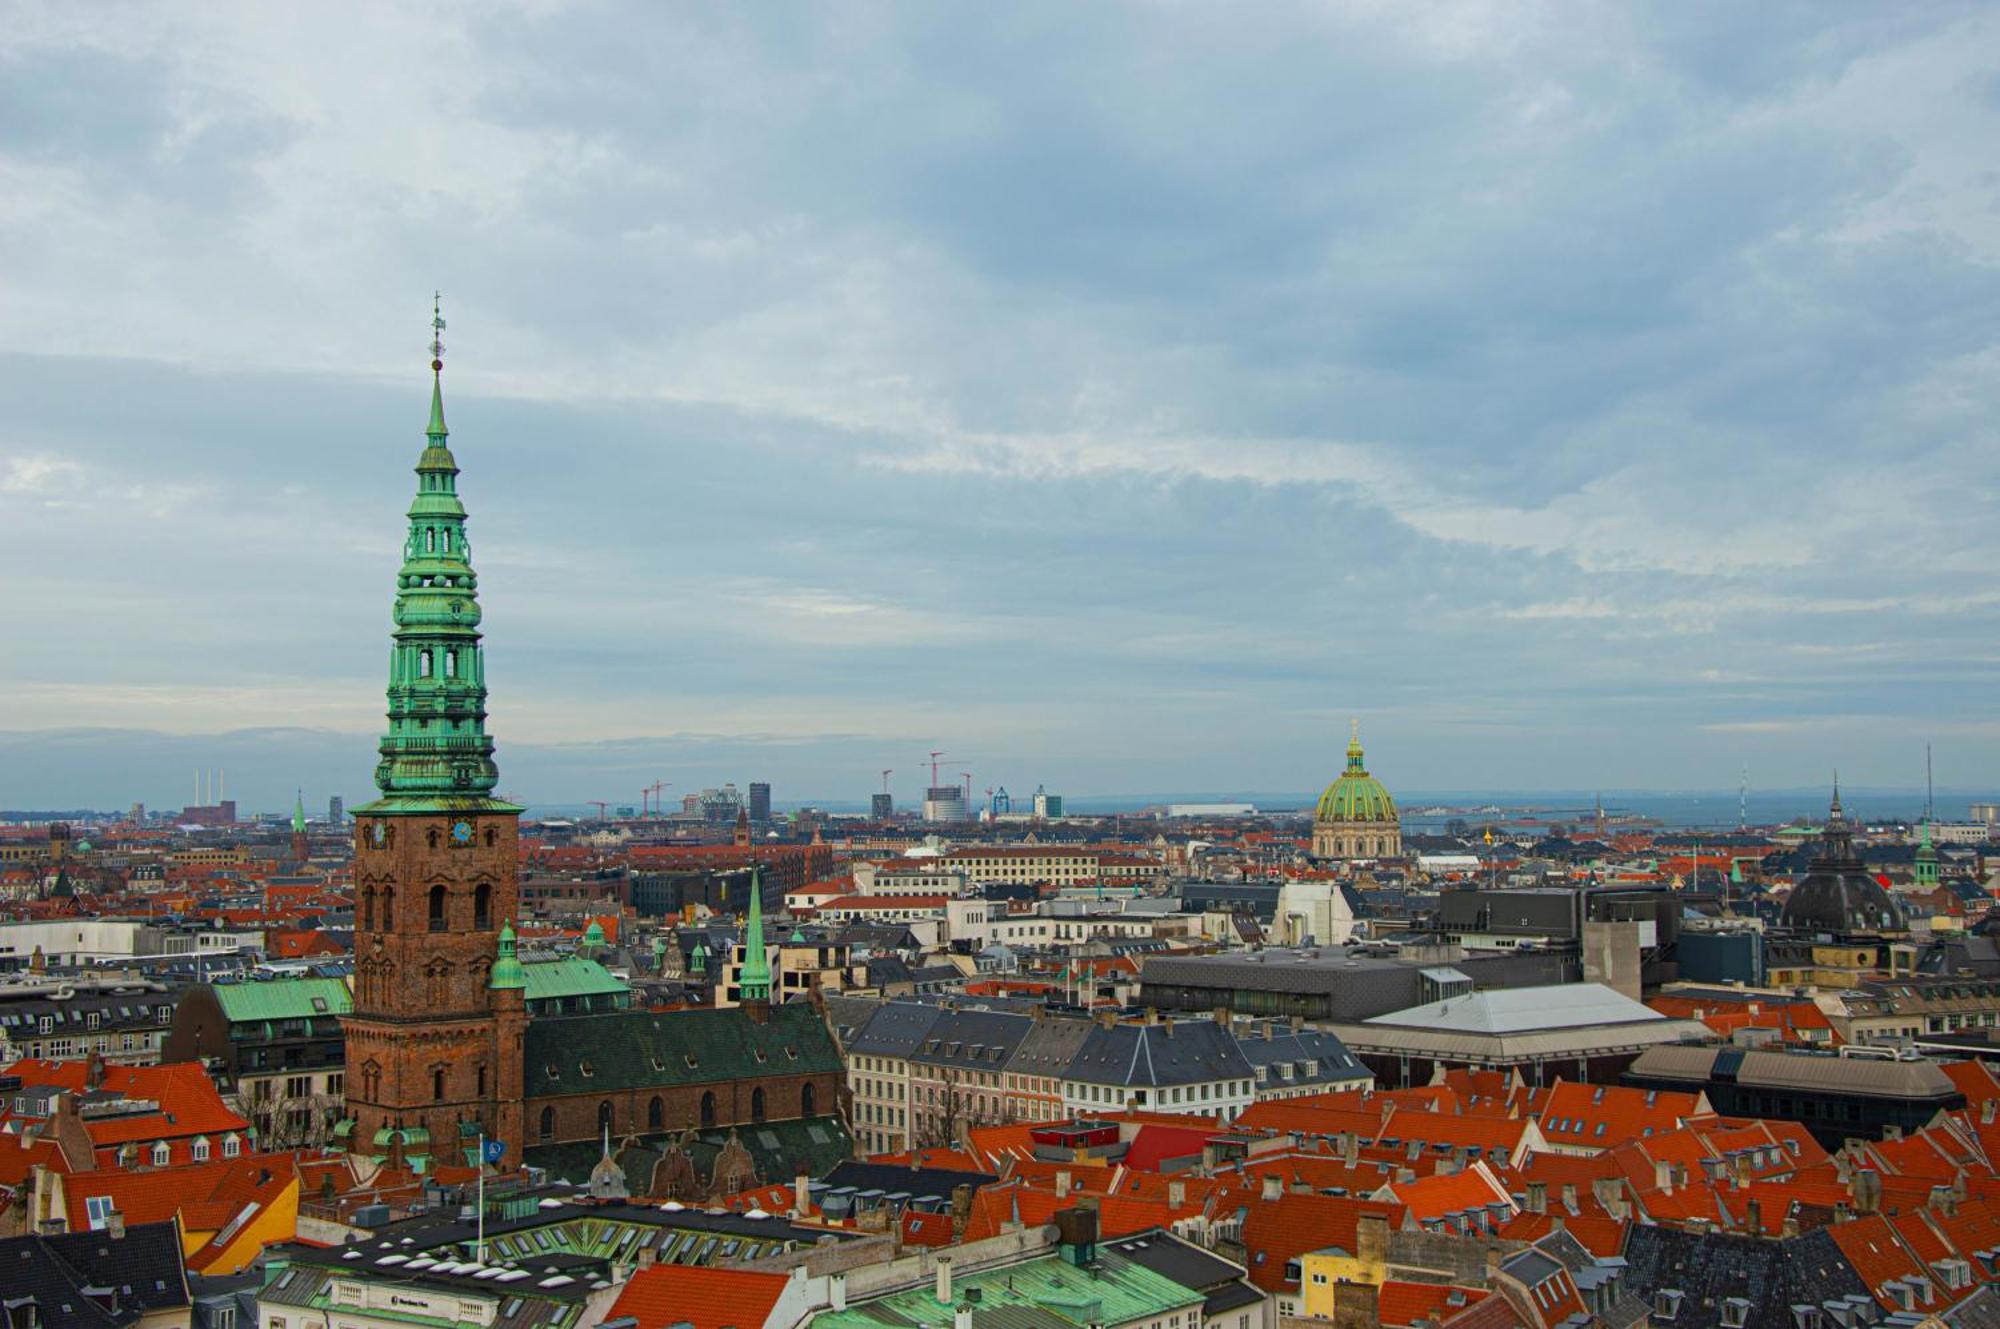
[426,528,436,553]
[433,1068,446,1101]
[359,886,371,932]
[700,1092,716,1128]
[381,887,395,929]
[429,885,447,932]
[751,1087,766,1123]
[539,1106,555,1140]
[474,883,492,931]
[597,1101,613,1132]
[801,1083,817,1117]
[441,529,451,552]
[419,650,433,678]
[445,649,457,679]
[477,1064,488,1097]
[648,1096,664,1130]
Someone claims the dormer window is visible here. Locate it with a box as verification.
[1722,1298,1751,1328]
[1655,1291,1683,1321]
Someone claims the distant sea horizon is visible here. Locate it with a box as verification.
[7,786,1981,832]
[527,785,1971,831]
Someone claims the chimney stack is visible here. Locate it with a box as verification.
[935,1255,953,1306]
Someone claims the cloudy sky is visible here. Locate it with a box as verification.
[4,2,1999,813]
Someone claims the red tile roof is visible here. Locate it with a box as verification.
[606,1266,792,1329]
[1237,1192,1405,1292]
[1379,1281,1490,1327]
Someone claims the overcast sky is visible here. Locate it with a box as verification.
[4,3,1999,812]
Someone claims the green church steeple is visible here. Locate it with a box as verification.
[1916,820,1940,890]
[359,296,517,815]
[489,920,527,990]
[292,790,307,834]
[740,866,771,1003]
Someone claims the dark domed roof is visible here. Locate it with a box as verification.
[1779,791,1907,934]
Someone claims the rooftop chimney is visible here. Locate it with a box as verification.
[935,1255,953,1306]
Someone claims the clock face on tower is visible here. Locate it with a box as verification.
[451,819,474,846]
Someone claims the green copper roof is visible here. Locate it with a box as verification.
[581,918,606,946]
[358,304,517,817]
[291,790,306,834]
[520,953,626,1001]
[811,1247,1200,1329]
[214,975,352,1023]
[1315,722,1398,824]
[521,1002,840,1096]
[489,921,527,991]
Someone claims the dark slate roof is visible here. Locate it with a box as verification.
[821,1160,998,1202]
[1620,1226,1869,1329]
[1103,1228,1247,1292]
[846,1001,945,1058]
[908,1008,1035,1071]
[1012,1017,1096,1078]
[521,1002,840,1097]
[1232,1024,1369,1083]
[1067,1019,1253,1088]
[0,1220,191,1329]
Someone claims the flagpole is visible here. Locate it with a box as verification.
[477,1132,486,1263]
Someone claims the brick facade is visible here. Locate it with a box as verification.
[343,809,526,1161]
[528,1070,841,1147]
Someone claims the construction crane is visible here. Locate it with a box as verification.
[644,780,671,817]
[586,800,610,821]
[880,769,894,795]
[927,751,948,790]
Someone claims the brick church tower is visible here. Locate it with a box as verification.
[341,300,528,1170]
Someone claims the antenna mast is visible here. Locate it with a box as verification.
[1927,744,1935,824]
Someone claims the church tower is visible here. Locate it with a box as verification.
[342,300,526,1168]
[290,790,309,867]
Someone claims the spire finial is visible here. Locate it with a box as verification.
[431,291,446,373]
[426,293,449,439]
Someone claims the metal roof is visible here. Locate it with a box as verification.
[1361,983,1662,1035]
[213,975,351,1023]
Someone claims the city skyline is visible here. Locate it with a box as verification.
[6,6,2000,801]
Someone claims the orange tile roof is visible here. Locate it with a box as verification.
[1829,1213,1926,1307]
[606,1266,792,1329]
[2,1059,248,1161]
[1379,1281,1490,1327]
[1385,1162,1515,1225]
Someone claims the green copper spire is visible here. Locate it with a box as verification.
[359,297,516,814]
[490,920,527,990]
[740,866,771,1002]
[1916,820,1939,889]
[292,790,306,834]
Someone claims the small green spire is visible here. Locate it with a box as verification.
[292,789,306,833]
[1346,718,1366,773]
[1916,819,1939,889]
[490,920,527,990]
[740,866,771,1002]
